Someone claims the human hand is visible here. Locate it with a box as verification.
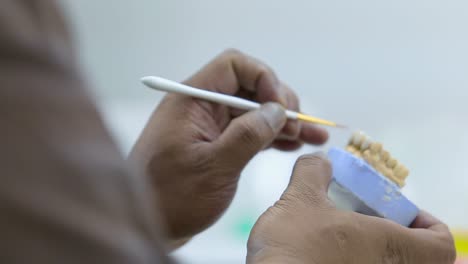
[247,153,456,264]
[130,50,328,245]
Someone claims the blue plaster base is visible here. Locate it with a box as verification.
[327,147,419,226]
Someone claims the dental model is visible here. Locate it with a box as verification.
[327,132,419,226]
[345,132,409,187]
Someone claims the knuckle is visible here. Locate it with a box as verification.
[256,65,279,87]
[221,48,244,60]
[314,215,359,257]
[330,220,355,253]
[382,232,406,264]
[216,49,249,76]
[258,64,275,77]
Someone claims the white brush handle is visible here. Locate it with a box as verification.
[141,76,299,119]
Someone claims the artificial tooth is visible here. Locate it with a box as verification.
[351,132,364,146]
[345,133,409,188]
[390,176,405,187]
[360,137,372,150]
[348,135,356,145]
[370,142,383,154]
[383,169,394,179]
[386,158,397,169]
[394,164,409,180]
[380,150,390,162]
[376,163,387,174]
[363,150,377,166]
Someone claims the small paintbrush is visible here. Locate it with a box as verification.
[141,76,347,129]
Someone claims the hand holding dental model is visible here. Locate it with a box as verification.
[248,153,455,264]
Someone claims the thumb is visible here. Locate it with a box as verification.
[281,152,334,209]
[213,102,287,169]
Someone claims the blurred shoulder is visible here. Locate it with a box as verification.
[0,0,76,69]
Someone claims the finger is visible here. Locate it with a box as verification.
[271,139,303,151]
[299,123,329,145]
[405,227,456,263]
[382,210,456,263]
[411,210,452,233]
[280,84,329,144]
[213,103,287,170]
[359,214,455,264]
[281,152,334,209]
[278,84,301,139]
[185,49,288,106]
[270,124,329,151]
[273,84,329,145]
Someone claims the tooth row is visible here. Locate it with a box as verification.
[346,132,409,187]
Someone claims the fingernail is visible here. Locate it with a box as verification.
[260,103,287,131]
[313,151,329,160]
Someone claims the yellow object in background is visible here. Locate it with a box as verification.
[454,230,468,255]
[454,230,468,263]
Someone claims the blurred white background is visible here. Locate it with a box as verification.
[63,1,468,263]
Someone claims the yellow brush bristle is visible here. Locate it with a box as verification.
[296,113,348,129]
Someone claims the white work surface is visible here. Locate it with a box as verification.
[65,1,468,263]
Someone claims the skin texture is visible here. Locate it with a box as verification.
[247,153,457,264]
[130,49,329,244]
